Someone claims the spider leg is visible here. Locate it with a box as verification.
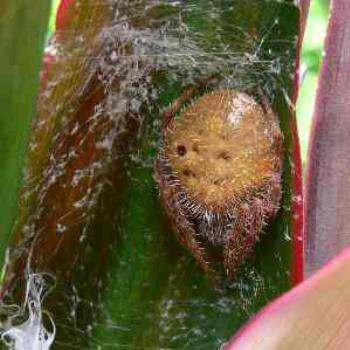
[169,196,217,279]
[176,222,217,279]
[162,86,198,130]
[224,197,266,277]
[155,164,217,279]
[161,73,221,131]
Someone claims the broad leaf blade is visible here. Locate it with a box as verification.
[0,1,50,264]
[0,2,139,347]
[0,1,303,349]
[92,1,303,348]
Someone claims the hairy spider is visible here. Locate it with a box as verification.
[154,88,283,278]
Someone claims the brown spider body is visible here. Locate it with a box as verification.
[154,89,283,278]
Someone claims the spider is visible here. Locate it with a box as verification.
[154,85,283,278]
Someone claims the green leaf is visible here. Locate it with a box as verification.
[0,2,50,265]
[0,1,303,349]
[92,1,302,348]
[225,3,350,346]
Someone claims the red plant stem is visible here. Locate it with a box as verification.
[56,0,75,30]
[299,0,311,37]
[290,0,311,285]
[305,1,350,274]
[291,129,304,285]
